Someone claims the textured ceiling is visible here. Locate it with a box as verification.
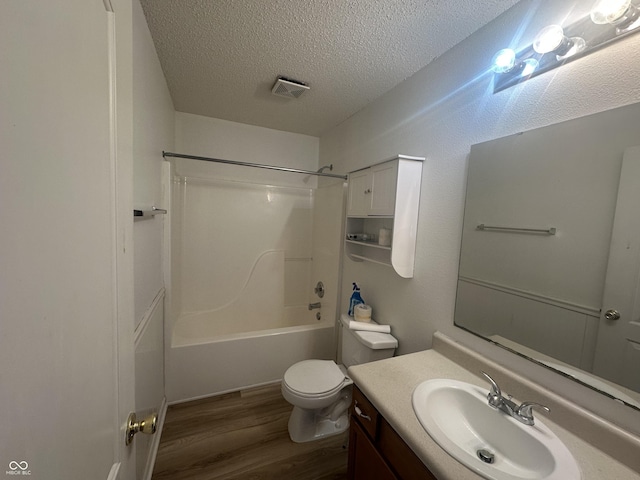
[140,0,521,136]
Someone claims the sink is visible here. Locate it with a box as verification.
[412,379,581,480]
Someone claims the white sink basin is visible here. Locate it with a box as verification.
[412,379,581,480]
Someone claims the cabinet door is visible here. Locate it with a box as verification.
[369,161,398,216]
[348,420,398,480]
[347,169,371,216]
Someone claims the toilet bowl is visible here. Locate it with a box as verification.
[282,314,397,443]
[281,359,354,443]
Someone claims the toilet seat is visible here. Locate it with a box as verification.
[283,360,346,398]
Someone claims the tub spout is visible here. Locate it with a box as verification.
[308,302,321,310]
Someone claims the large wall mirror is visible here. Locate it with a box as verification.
[455,102,640,411]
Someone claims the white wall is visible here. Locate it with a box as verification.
[174,112,319,187]
[321,0,640,432]
[133,0,175,327]
[132,0,175,477]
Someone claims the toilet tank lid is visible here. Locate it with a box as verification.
[340,314,398,350]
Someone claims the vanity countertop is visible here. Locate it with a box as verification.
[348,343,640,480]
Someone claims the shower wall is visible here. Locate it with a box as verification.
[166,113,344,401]
[172,169,316,325]
[170,112,325,326]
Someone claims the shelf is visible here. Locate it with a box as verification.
[345,239,391,250]
[347,215,394,219]
[349,254,393,268]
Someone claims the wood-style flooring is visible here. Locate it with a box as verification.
[151,383,349,480]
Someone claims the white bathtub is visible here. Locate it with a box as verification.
[166,306,336,403]
[172,305,324,347]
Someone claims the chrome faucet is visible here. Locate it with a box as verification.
[481,371,550,426]
[308,302,321,310]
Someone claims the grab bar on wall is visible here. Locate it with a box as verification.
[162,151,348,180]
[476,224,557,235]
[134,206,167,219]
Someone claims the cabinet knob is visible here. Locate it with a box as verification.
[364,188,372,194]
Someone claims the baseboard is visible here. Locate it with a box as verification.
[142,396,168,480]
[167,379,282,406]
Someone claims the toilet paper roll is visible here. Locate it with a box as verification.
[354,304,372,322]
[349,321,391,333]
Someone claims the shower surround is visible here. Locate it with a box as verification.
[165,157,344,402]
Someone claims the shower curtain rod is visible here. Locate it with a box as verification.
[162,151,348,180]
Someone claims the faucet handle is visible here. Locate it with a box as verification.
[516,402,550,425]
[481,371,502,406]
[481,371,501,395]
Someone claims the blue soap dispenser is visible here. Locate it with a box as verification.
[348,282,364,316]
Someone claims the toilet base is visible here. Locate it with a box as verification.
[287,388,352,443]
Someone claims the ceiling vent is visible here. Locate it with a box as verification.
[271,77,310,99]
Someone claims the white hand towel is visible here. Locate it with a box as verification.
[349,321,391,334]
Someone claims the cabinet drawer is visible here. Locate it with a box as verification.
[351,386,380,440]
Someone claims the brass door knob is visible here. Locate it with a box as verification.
[125,412,157,446]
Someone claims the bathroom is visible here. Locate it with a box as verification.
[2,0,640,479]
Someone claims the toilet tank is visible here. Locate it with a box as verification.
[340,314,398,368]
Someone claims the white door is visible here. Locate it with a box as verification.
[593,146,640,392]
[347,169,371,216]
[369,161,398,216]
[0,1,135,479]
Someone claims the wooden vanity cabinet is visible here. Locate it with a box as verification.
[348,386,437,480]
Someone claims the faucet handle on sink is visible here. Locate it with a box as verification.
[516,402,550,426]
[481,371,502,407]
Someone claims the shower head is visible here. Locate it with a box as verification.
[302,164,335,184]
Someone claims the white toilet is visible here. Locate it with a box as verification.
[281,314,398,443]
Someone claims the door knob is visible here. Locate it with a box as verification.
[125,412,157,446]
[604,309,621,321]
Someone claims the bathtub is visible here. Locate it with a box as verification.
[166,306,336,403]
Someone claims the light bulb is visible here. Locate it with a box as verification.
[533,25,568,54]
[492,48,516,73]
[520,58,539,76]
[590,0,632,24]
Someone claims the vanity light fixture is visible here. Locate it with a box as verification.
[532,25,586,59]
[591,0,640,30]
[492,0,640,93]
[532,25,571,54]
[491,48,516,73]
[491,49,539,79]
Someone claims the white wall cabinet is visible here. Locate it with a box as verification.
[347,162,399,216]
[345,155,424,278]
